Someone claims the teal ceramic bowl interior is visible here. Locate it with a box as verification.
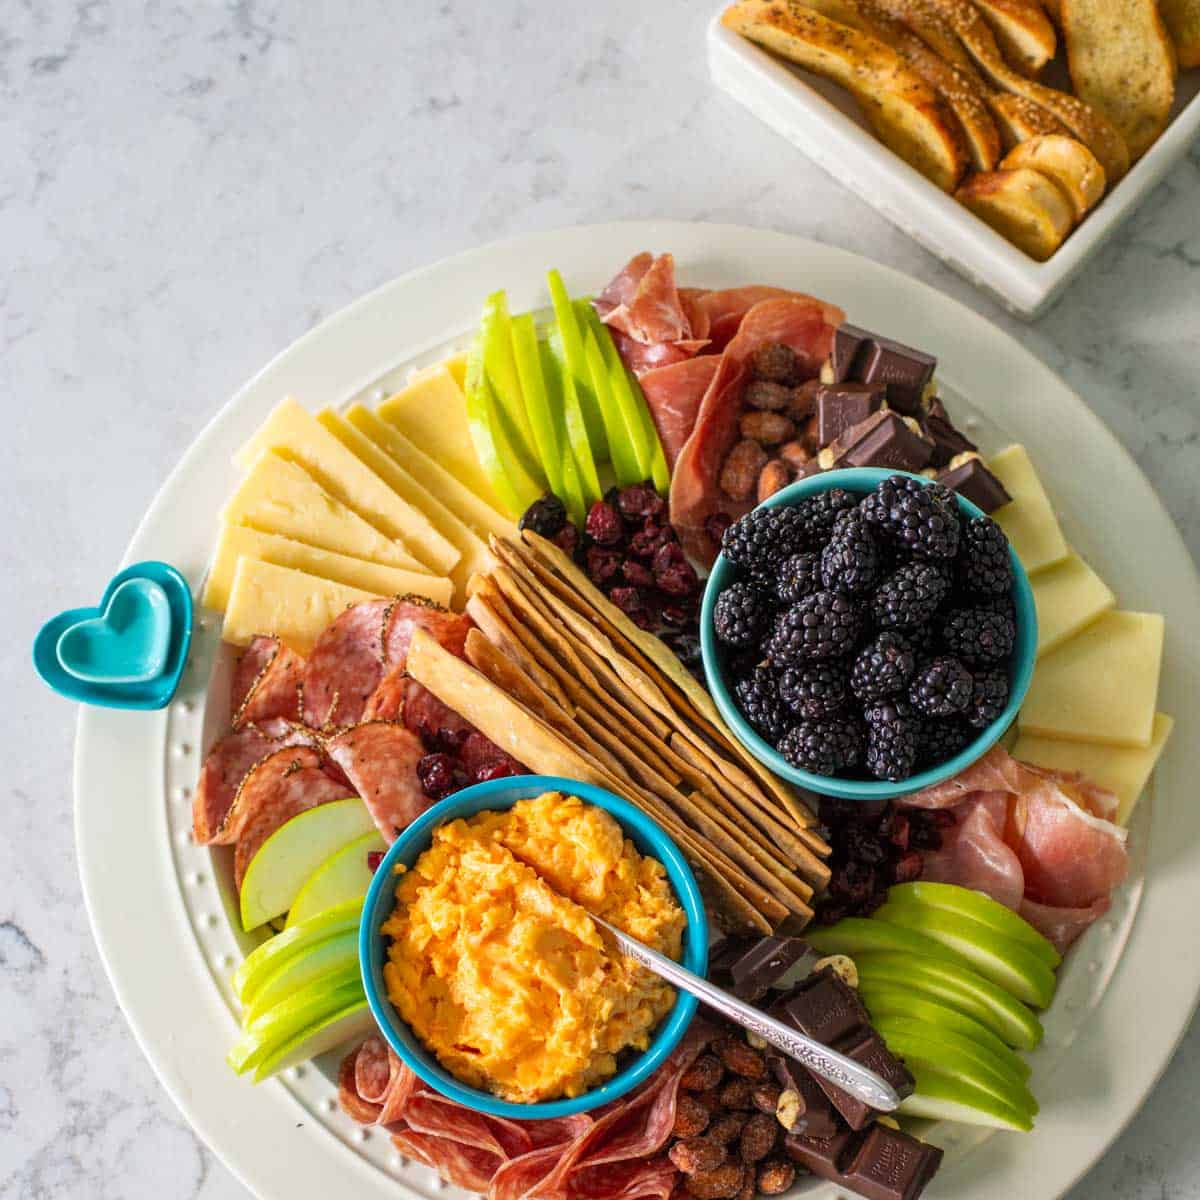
[700,468,1038,801]
[360,775,709,1119]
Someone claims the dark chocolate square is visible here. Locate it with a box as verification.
[816,382,886,447]
[840,1124,945,1200]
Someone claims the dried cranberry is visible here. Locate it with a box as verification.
[621,560,655,588]
[551,524,579,556]
[660,597,697,628]
[893,850,924,884]
[629,524,672,560]
[518,494,568,538]
[475,760,523,783]
[845,826,886,866]
[616,483,666,522]
[610,586,645,616]
[585,500,624,546]
[652,541,699,597]
[586,546,623,586]
[428,726,470,754]
[416,752,460,800]
[367,850,384,873]
[704,512,733,546]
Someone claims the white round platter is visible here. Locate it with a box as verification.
[75,221,1200,1200]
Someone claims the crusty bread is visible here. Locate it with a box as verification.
[1160,0,1200,67]
[956,167,1075,259]
[1039,0,1061,24]
[917,0,1131,181]
[794,0,1002,167]
[986,92,1071,146]
[972,0,1057,76]
[1061,0,1176,160]
[1001,134,1106,219]
[869,0,985,81]
[722,0,970,189]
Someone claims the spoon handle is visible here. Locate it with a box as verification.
[594,916,900,1113]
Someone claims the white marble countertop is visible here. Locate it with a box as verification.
[3,2,1198,1197]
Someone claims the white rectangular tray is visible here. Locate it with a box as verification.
[708,11,1200,318]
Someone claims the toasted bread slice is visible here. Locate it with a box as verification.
[918,0,1130,181]
[1061,0,1176,160]
[1160,0,1200,67]
[723,0,969,190]
[986,92,1071,147]
[868,0,985,80]
[956,167,1075,259]
[973,0,1057,76]
[1040,0,1061,23]
[1001,134,1106,218]
[795,0,1002,167]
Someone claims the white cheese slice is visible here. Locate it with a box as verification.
[988,445,1070,575]
[235,397,460,575]
[223,558,382,656]
[222,452,426,573]
[203,524,452,613]
[1031,552,1116,657]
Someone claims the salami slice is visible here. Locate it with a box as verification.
[324,721,430,843]
[338,1046,384,1125]
[382,598,472,673]
[571,1157,678,1200]
[302,599,391,730]
[390,1130,501,1194]
[361,669,474,750]
[230,635,304,728]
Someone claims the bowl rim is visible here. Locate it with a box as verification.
[700,467,1038,800]
[358,774,710,1119]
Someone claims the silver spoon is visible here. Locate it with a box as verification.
[592,915,901,1113]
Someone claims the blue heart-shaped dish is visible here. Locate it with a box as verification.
[56,577,173,685]
[33,562,194,710]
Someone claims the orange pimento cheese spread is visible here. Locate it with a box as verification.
[381,791,685,1103]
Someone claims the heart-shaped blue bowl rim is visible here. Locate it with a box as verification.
[33,561,194,710]
[360,774,709,1119]
[56,577,174,685]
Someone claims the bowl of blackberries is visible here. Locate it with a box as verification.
[700,469,1037,799]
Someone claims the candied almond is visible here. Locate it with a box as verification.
[738,1112,780,1164]
[669,1137,727,1175]
[718,1079,756,1110]
[693,1086,724,1114]
[743,380,792,412]
[739,411,795,445]
[684,1162,747,1200]
[778,440,812,470]
[708,1112,749,1144]
[751,343,799,383]
[719,440,768,502]
[715,1034,767,1080]
[757,1158,797,1195]
[672,1094,711,1139]
[757,460,791,503]
[681,1054,724,1092]
[787,380,820,421]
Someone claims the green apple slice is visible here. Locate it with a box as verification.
[888,882,1060,967]
[857,982,1030,1081]
[872,901,1057,1009]
[239,798,372,932]
[227,973,363,1075]
[242,930,360,1026]
[287,830,385,929]
[547,270,607,454]
[479,291,541,467]
[510,314,567,499]
[540,337,597,516]
[582,325,641,486]
[805,916,973,970]
[899,1062,1035,1132]
[854,952,1044,1051]
[232,898,363,1006]
[252,1000,375,1083]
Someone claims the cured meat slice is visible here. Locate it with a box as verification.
[599,253,692,346]
[404,1090,533,1160]
[607,331,709,378]
[194,719,316,844]
[571,1158,677,1200]
[1019,896,1111,954]
[302,598,390,729]
[225,747,352,889]
[391,1130,501,1194]
[693,285,803,351]
[325,721,431,843]
[638,357,721,470]
[670,297,842,565]
[230,635,304,728]
[382,598,472,673]
[597,252,655,311]
[917,793,1025,911]
[362,668,408,722]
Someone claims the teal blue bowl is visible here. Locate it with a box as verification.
[359,775,709,1119]
[700,468,1037,801]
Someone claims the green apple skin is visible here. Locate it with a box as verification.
[872,900,1058,1009]
[546,269,607,455]
[854,952,1044,1052]
[888,882,1060,967]
[538,336,594,519]
[239,798,373,933]
[858,983,1030,1081]
[287,829,385,929]
[242,930,359,1026]
[478,291,542,471]
[899,1062,1035,1132]
[582,324,641,486]
[252,1001,375,1083]
[233,898,363,1006]
[805,917,973,971]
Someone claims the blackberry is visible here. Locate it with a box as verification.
[909,656,973,717]
[734,666,792,745]
[775,551,822,605]
[958,516,1012,597]
[871,561,950,630]
[850,632,916,701]
[864,703,920,781]
[765,590,862,664]
[779,662,848,719]
[713,582,773,649]
[820,510,880,595]
[721,505,809,581]
[779,717,864,776]
[791,488,859,549]
[966,668,1010,728]
[916,718,974,766]
[519,494,568,538]
[862,695,915,728]
[941,607,1016,665]
[861,474,961,561]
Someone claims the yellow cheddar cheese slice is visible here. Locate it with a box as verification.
[235,397,459,576]
[989,445,1070,576]
[412,353,468,390]
[1031,551,1115,657]
[223,452,426,574]
[203,524,452,613]
[1014,713,1174,826]
[377,367,504,513]
[223,558,382,656]
[1018,611,1164,748]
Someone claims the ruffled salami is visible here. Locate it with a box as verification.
[302,599,391,729]
[230,635,304,728]
[324,721,430,843]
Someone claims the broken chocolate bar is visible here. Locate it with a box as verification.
[859,336,936,415]
[923,395,978,467]
[815,1028,916,1130]
[831,323,875,383]
[784,1127,858,1183]
[770,1053,839,1139]
[937,456,1012,513]
[816,382,886,447]
[725,936,807,1002]
[836,412,933,473]
[786,1124,944,1200]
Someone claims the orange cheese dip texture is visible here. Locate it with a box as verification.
[382,792,686,1103]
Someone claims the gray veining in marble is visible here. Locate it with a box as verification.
[3,1,1198,1197]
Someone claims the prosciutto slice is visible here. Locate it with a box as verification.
[230,635,304,727]
[324,721,430,843]
[670,297,842,565]
[692,286,801,351]
[302,598,391,729]
[917,793,1025,912]
[637,357,721,470]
